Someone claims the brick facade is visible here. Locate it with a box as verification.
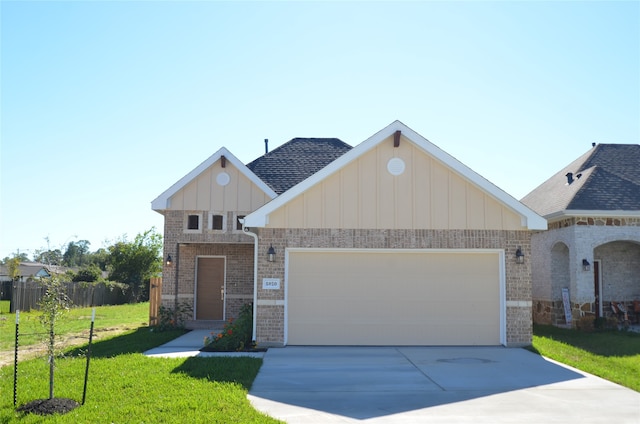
[253,228,533,347]
[161,210,255,322]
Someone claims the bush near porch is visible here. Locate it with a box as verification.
[203,303,255,352]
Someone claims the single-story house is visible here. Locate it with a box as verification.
[0,262,52,283]
[152,121,546,347]
[521,143,640,326]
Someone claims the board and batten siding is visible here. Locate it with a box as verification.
[167,160,271,213]
[267,137,523,230]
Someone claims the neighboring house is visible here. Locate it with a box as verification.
[0,262,51,283]
[521,144,640,326]
[152,121,546,347]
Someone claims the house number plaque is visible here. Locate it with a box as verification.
[262,278,281,290]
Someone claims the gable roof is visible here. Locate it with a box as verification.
[0,263,51,279]
[244,120,547,230]
[246,138,352,194]
[151,147,277,211]
[521,144,640,218]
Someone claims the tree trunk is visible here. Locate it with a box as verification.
[49,315,55,399]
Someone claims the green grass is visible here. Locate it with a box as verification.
[1,327,281,423]
[0,303,150,351]
[0,300,9,315]
[532,324,640,392]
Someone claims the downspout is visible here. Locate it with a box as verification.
[174,243,180,323]
[241,221,259,343]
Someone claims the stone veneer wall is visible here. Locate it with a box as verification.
[548,216,640,230]
[254,228,533,347]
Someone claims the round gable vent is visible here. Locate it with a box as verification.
[216,172,230,186]
[387,158,406,176]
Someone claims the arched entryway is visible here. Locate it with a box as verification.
[594,240,640,322]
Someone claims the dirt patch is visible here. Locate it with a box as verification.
[17,397,79,416]
[0,326,137,368]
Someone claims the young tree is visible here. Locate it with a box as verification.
[107,228,162,302]
[6,256,21,281]
[38,275,72,400]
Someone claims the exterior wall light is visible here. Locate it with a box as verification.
[515,247,524,264]
[166,254,173,266]
[267,245,276,262]
[582,259,590,271]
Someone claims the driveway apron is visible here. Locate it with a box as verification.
[248,346,640,424]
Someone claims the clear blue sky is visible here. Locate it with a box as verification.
[1,1,638,260]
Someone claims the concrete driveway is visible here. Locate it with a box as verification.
[248,346,640,423]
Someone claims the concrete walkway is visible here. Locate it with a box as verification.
[143,330,264,358]
[248,346,640,424]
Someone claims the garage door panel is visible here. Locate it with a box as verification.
[287,250,501,346]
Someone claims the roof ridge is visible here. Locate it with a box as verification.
[249,137,350,162]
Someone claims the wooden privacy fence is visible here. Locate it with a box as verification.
[10,281,128,312]
[149,277,162,326]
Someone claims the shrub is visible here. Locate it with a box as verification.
[72,264,102,282]
[154,302,192,332]
[594,316,618,331]
[204,303,254,351]
[575,316,595,332]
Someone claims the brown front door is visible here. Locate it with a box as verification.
[594,261,601,319]
[196,257,225,320]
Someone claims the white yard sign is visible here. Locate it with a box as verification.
[562,287,572,325]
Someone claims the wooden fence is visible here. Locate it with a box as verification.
[149,277,162,326]
[10,281,128,312]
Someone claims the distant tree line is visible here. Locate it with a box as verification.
[1,228,162,302]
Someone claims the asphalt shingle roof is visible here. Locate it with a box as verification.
[246,138,352,194]
[520,144,640,216]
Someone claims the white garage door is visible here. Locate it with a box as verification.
[287,250,503,346]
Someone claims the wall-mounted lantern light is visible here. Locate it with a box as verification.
[515,247,524,264]
[166,254,173,266]
[267,245,276,262]
[582,259,590,272]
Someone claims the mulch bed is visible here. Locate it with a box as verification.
[17,398,79,416]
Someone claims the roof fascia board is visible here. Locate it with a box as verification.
[244,120,547,230]
[151,147,277,211]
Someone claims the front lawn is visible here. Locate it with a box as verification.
[0,300,9,314]
[0,303,151,351]
[532,324,640,392]
[1,327,281,423]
